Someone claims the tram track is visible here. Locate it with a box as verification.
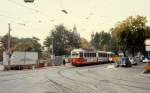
[57,64,150,93]
[55,65,115,93]
[83,68,150,91]
[73,68,136,93]
[60,66,135,93]
[0,69,50,82]
[46,66,102,93]
[74,68,130,93]
[88,68,150,85]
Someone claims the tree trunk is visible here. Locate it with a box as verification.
[123,50,126,57]
[132,47,135,57]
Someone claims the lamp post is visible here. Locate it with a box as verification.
[49,37,54,66]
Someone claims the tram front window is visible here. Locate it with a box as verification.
[71,52,80,58]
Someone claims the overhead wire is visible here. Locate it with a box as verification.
[7,0,57,24]
[0,13,27,24]
[3,0,122,29]
[7,0,39,12]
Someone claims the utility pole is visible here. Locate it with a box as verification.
[52,37,53,59]
[51,37,54,66]
[8,23,11,68]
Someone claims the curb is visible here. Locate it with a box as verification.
[139,71,150,78]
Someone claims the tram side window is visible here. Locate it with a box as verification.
[80,52,83,57]
[85,53,90,57]
[90,53,92,57]
[72,53,79,58]
[108,54,110,57]
[89,53,91,57]
[106,54,108,57]
[87,53,90,57]
[84,53,96,57]
[105,53,107,57]
[101,53,103,57]
[100,53,103,57]
[84,53,87,57]
[98,53,101,57]
[92,53,96,57]
[103,53,105,57]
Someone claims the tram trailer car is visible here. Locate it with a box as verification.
[69,49,114,66]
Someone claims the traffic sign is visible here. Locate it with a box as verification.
[145,38,150,46]
[146,46,150,51]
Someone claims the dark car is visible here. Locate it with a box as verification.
[120,57,132,67]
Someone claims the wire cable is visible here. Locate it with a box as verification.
[0,13,27,23]
[7,0,39,12]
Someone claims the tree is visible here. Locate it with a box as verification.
[44,24,80,56]
[91,32,101,50]
[91,31,112,51]
[112,15,147,56]
[80,38,92,49]
[145,26,150,38]
[1,35,42,57]
[13,37,42,57]
[1,34,19,51]
[0,36,4,61]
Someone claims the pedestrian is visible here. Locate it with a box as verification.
[63,59,66,66]
[112,54,120,67]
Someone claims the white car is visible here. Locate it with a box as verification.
[142,58,150,63]
[129,57,137,65]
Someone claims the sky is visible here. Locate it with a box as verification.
[0,0,150,45]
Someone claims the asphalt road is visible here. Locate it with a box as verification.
[0,63,150,93]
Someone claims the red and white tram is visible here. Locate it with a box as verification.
[68,49,114,66]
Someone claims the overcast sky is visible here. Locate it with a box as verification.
[0,0,150,45]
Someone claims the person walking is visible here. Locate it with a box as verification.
[63,59,66,66]
[112,54,120,67]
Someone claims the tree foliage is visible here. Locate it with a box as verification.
[1,35,42,57]
[112,15,148,56]
[91,31,114,51]
[80,38,92,49]
[44,24,80,56]
[13,37,41,52]
[0,37,4,61]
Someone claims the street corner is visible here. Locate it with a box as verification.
[0,64,4,71]
[106,64,116,69]
[106,63,120,70]
[139,71,150,78]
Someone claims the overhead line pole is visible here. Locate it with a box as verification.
[8,23,11,68]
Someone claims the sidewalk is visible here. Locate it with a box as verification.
[0,64,4,71]
[140,72,150,78]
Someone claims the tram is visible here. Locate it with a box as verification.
[68,49,114,66]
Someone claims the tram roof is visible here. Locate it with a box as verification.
[72,48,96,52]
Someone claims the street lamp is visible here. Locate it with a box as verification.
[49,36,54,66]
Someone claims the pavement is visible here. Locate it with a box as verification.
[0,64,4,71]
[0,63,150,93]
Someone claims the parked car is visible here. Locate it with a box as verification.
[120,57,132,67]
[129,57,138,65]
[143,57,150,63]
